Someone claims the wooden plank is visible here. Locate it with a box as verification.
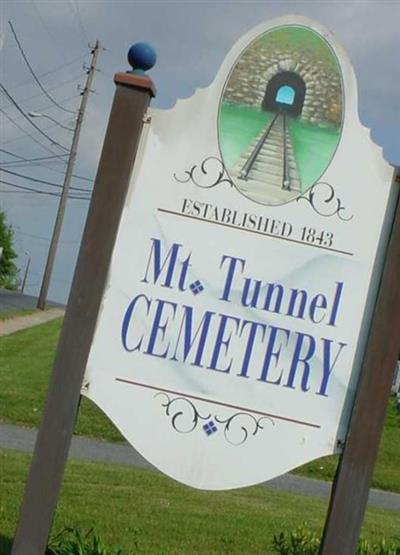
[320,169,400,555]
[11,73,155,555]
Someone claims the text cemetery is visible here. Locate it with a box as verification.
[122,238,346,396]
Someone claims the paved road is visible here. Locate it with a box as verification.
[1,423,399,511]
[0,288,64,314]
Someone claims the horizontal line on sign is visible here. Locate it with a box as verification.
[157,208,354,257]
[115,377,321,430]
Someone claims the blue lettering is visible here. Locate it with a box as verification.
[238,320,267,378]
[142,238,189,289]
[309,294,328,324]
[285,332,316,391]
[258,326,290,384]
[317,339,347,396]
[121,294,151,352]
[219,255,245,302]
[171,305,215,367]
[207,314,240,373]
[328,281,344,326]
[144,298,177,358]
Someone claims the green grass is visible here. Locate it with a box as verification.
[1,449,399,555]
[0,318,123,442]
[295,400,400,493]
[0,309,38,321]
[288,117,340,191]
[219,103,273,168]
[0,319,399,493]
[218,103,341,194]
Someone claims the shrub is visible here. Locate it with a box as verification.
[47,528,132,555]
[272,524,319,555]
[272,523,400,555]
[0,210,19,290]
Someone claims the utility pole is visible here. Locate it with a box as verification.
[21,251,31,294]
[37,41,100,310]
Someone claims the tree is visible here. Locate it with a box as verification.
[0,210,19,290]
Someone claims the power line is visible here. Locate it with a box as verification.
[0,148,67,164]
[13,75,82,107]
[0,158,66,168]
[1,180,90,199]
[33,94,80,115]
[0,179,90,200]
[8,20,76,115]
[75,1,89,42]
[0,148,93,182]
[68,0,89,45]
[31,0,70,64]
[1,93,78,129]
[0,83,69,151]
[13,229,81,244]
[9,54,87,92]
[0,160,66,172]
[1,190,43,195]
[96,69,114,80]
[0,106,67,156]
[0,167,91,193]
[2,116,74,146]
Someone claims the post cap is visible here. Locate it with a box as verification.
[127,42,157,74]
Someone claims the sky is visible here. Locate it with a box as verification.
[1,0,399,304]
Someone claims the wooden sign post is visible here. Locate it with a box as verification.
[11,47,156,555]
[320,170,400,555]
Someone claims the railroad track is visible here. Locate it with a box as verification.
[233,112,301,204]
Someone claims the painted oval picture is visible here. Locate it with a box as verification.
[219,25,343,206]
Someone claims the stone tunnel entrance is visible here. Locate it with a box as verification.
[262,71,306,117]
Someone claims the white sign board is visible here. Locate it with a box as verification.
[83,15,397,490]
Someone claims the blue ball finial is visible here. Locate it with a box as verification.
[127,43,156,74]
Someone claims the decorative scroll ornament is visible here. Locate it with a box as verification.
[155,393,274,445]
[154,393,211,433]
[215,413,274,446]
[173,156,233,189]
[297,181,353,221]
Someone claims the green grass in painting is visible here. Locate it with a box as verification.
[219,103,341,194]
[0,319,399,492]
[288,117,340,191]
[1,449,399,555]
[218,102,272,168]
